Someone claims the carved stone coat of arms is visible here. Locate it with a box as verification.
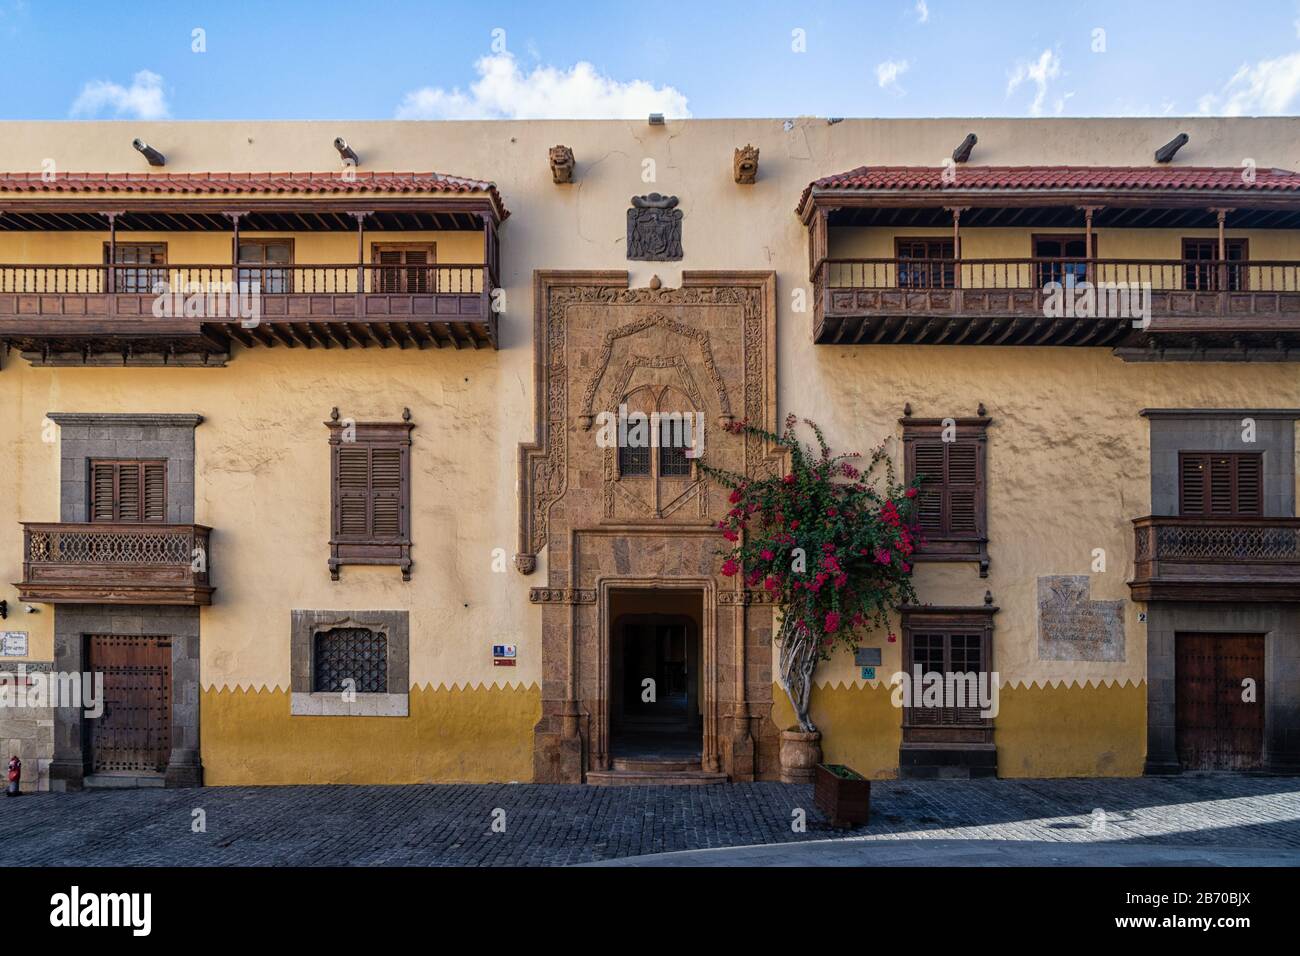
[627,193,684,261]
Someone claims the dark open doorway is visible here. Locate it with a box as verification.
[609,590,703,763]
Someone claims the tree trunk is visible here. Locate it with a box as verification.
[776,613,820,734]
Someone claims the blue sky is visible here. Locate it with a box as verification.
[2,0,1299,120]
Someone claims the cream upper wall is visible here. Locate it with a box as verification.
[1,118,1299,690]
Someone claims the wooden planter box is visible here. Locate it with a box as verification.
[814,763,871,828]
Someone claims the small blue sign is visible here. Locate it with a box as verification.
[861,666,876,681]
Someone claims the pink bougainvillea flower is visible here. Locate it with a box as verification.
[824,610,841,633]
[721,558,739,577]
[760,549,774,562]
[905,487,918,498]
[722,529,738,542]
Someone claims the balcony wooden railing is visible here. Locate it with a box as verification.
[1129,515,1300,602]
[0,262,487,295]
[814,257,1300,346]
[0,262,496,357]
[16,522,214,606]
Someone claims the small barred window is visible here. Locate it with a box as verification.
[659,443,692,477]
[619,443,651,477]
[313,627,387,694]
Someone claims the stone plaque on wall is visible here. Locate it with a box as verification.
[1037,575,1125,662]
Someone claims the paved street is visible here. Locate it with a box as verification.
[1,775,1298,866]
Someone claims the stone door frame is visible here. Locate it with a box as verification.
[593,577,717,772]
[518,270,781,783]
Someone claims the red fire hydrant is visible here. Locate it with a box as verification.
[6,756,20,797]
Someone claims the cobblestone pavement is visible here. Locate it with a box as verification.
[1,775,1297,866]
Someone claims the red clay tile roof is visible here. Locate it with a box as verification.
[0,171,508,218]
[798,165,1300,214]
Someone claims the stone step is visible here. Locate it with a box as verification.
[586,769,728,786]
[611,757,702,773]
[83,774,166,789]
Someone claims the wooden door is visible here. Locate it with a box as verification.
[87,635,172,774]
[1175,633,1264,771]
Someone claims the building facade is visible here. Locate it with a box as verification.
[0,118,1297,790]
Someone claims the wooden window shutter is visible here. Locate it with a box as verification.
[1180,453,1208,515]
[142,462,166,521]
[90,462,117,521]
[369,446,404,537]
[374,244,435,294]
[1179,452,1262,517]
[328,418,414,581]
[377,249,403,293]
[946,443,979,534]
[89,460,167,522]
[901,414,990,576]
[913,442,945,535]
[1235,455,1262,515]
[336,446,371,536]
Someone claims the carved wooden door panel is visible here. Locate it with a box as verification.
[1175,633,1264,771]
[87,634,172,774]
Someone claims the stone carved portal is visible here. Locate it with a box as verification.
[518,271,781,782]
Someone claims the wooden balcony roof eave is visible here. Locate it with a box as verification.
[798,187,1300,224]
[0,195,505,232]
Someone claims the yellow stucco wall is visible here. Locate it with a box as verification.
[3,117,1299,782]
[201,683,540,785]
[770,678,1146,779]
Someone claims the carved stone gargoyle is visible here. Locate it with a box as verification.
[734,144,759,184]
[548,145,575,184]
[626,193,683,261]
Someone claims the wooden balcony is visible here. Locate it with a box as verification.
[0,262,497,365]
[814,258,1300,356]
[16,522,214,606]
[1129,515,1300,602]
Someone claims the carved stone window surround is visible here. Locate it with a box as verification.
[289,609,409,717]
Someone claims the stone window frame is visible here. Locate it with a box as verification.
[1142,408,1298,518]
[290,610,409,717]
[49,413,201,524]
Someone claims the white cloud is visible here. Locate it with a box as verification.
[70,69,169,120]
[396,52,689,120]
[1006,48,1061,117]
[915,1,929,24]
[876,59,909,94]
[1197,51,1300,115]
